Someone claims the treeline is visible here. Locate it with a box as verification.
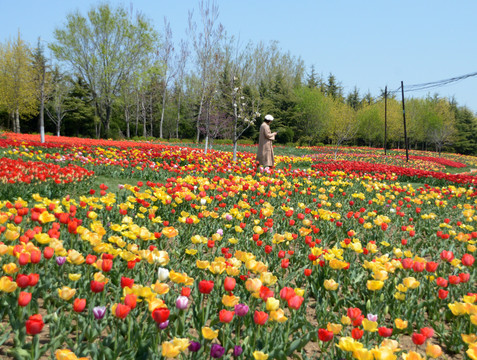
[1,2,476,156]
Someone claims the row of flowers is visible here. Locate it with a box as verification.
[0,159,476,359]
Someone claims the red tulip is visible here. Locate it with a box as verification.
[448,275,460,285]
[181,287,191,297]
[420,327,434,339]
[253,310,268,325]
[219,309,234,323]
[223,277,236,292]
[198,280,214,294]
[43,247,54,259]
[425,261,438,272]
[279,287,296,301]
[401,258,413,269]
[438,289,449,299]
[378,327,393,337]
[459,273,470,283]
[85,254,97,265]
[30,250,41,264]
[351,327,364,340]
[16,274,30,289]
[412,262,425,273]
[18,253,30,266]
[287,295,304,310]
[90,280,105,293]
[101,259,113,272]
[18,292,32,307]
[411,333,426,345]
[435,277,448,288]
[318,328,334,342]
[152,307,170,324]
[121,277,134,289]
[25,314,44,335]
[115,304,131,319]
[461,254,474,267]
[73,298,86,313]
[440,250,454,262]
[124,294,137,309]
[28,274,39,287]
[259,286,274,302]
[304,268,312,276]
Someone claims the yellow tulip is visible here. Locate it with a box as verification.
[367,280,384,291]
[403,277,420,289]
[162,227,178,238]
[402,351,424,360]
[0,276,18,293]
[196,260,209,269]
[353,348,374,360]
[467,343,477,360]
[426,342,443,358]
[462,334,477,344]
[394,318,408,330]
[171,338,190,352]
[202,327,219,340]
[336,337,363,352]
[245,278,262,292]
[5,229,20,241]
[161,342,180,358]
[222,294,240,307]
[269,309,288,323]
[362,319,378,332]
[327,322,342,335]
[55,349,80,360]
[68,274,82,281]
[3,262,19,275]
[58,286,76,301]
[341,315,351,325]
[152,281,170,295]
[253,351,269,360]
[324,279,339,291]
[266,297,280,311]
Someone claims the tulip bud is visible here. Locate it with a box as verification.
[366,299,371,312]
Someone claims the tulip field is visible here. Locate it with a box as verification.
[1,133,476,360]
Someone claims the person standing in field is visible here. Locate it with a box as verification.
[256,114,277,170]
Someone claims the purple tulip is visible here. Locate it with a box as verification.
[188,341,201,352]
[93,306,106,320]
[233,345,243,357]
[234,304,249,317]
[56,256,66,266]
[158,320,169,330]
[210,344,225,358]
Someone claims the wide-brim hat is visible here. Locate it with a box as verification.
[264,114,274,121]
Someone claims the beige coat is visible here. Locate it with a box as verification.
[256,122,276,167]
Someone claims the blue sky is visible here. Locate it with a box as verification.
[1,0,476,113]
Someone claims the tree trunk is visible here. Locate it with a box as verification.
[15,108,20,133]
[160,89,166,139]
[176,91,181,139]
[142,99,147,138]
[125,106,130,139]
[196,91,205,143]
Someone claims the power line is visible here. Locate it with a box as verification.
[388,70,477,95]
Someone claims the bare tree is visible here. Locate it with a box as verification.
[45,67,73,136]
[188,0,225,152]
[158,18,176,139]
[174,39,189,138]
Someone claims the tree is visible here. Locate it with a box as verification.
[293,86,330,144]
[326,100,358,157]
[32,38,52,142]
[357,102,382,147]
[158,18,176,139]
[188,0,225,151]
[50,4,158,137]
[173,40,189,138]
[453,105,477,155]
[45,67,73,136]
[0,33,38,133]
[346,86,361,110]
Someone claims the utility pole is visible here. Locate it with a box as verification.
[401,81,409,162]
[384,86,387,155]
